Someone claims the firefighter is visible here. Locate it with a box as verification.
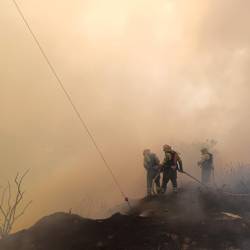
[143,149,161,196]
[161,145,183,193]
[198,148,214,184]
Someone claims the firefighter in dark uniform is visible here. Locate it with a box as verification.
[143,149,161,196]
[198,148,214,184]
[161,144,183,193]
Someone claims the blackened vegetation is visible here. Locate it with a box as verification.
[1,183,250,250]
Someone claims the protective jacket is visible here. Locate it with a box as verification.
[144,153,160,171]
[162,150,183,172]
[200,153,213,169]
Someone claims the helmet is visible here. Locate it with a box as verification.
[163,144,172,151]
[201,147,208,153]
[143,149,151,156]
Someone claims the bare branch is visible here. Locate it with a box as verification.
[15,200,32,221]
[1,186,7,208]
[7,181,11,212]
[0,170,31,238]
[0,206,6,218]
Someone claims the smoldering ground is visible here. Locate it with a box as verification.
[2,176,250,250]
[0,0,250,232]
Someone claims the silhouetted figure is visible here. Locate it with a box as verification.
[198,148,214,184]
[143,149,161,196]
[161,145,183,193]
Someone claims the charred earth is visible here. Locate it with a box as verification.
[1,183,250,250]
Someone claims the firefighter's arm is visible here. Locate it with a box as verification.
[150,154,161,170]
[177,154,184,172]
[202,153,210,162]
[154,155,162,171]
[144,161,149,170]
[154,154,160,166]
[198,154,209,166]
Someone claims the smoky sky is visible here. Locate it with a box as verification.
[0,0,250,230]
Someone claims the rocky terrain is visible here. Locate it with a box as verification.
[1,181,250,250]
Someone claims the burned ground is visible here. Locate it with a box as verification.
[1,181,250,250]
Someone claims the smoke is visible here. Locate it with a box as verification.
[0,0,250,231]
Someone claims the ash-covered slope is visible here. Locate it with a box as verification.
[1,184,250,250]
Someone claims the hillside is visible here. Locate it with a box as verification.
[1,182,250,250]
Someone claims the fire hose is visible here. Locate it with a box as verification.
[152,169,250,197]
[183,171,250,197]
[182,171,208,188]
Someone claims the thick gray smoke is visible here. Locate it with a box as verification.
[0,0,250,231]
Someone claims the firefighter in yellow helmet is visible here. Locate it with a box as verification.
[161,145,183,193]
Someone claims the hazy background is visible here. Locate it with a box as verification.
[0,0,250,231]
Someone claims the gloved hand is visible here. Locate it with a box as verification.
[171,165,177,170]
[153,165,160,171]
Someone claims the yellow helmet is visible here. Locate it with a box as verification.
[163,144,172,151]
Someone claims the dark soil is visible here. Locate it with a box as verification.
[1,183,250,250]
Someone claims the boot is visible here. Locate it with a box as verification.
[160,187,166,194]
[156,186,162,194]
[147,190,152,196]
